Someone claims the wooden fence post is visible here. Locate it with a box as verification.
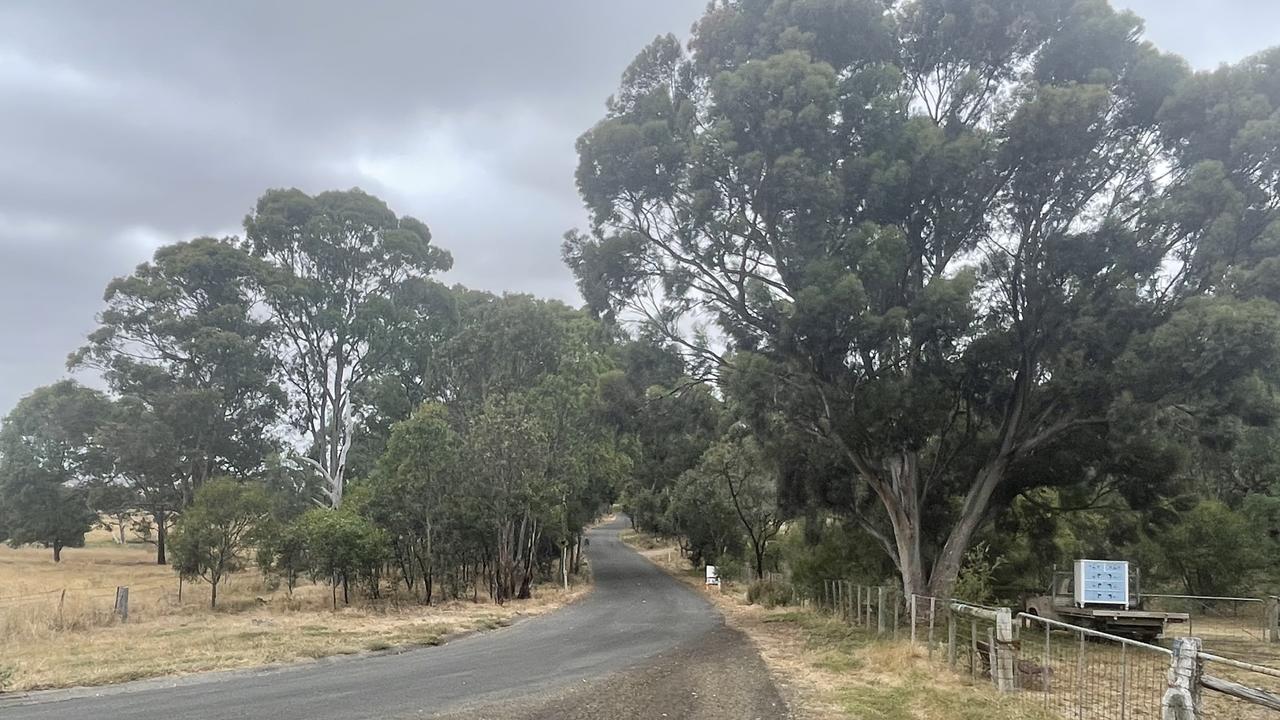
[994,607,1016,692]
[1162,636,1202,720]
[114,586,129,623]
[928,597,937,659]
[948,612,957,669]
[989,627,999,689]
[1266,597,1279,643]
[893,590,900,641]
[910,594,918,647]
[970,619,978,679]
[877,586,886,635]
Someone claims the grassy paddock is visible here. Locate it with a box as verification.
[0,535,589,692]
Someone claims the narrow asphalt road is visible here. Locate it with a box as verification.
[1,516,788,719]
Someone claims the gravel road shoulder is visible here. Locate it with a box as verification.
[432,622,790,720]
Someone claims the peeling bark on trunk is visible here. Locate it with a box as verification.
[865,449,1013,599]
[927,459,1008,598]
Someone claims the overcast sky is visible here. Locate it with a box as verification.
[1,0,1278,415]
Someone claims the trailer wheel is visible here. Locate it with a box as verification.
[1022,606,1039,630]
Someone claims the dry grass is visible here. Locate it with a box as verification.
[623,531,1047,720]
[0,536,590,693]
[624,532,1280,719]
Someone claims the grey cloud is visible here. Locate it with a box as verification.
[1116,0,1280,68]
[0,0,707,414]
[1,0,1277,415]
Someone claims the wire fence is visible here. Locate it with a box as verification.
[807,580,1280,719]
[1199,648,1280,720]
[1015,612,1171,719]
[1144,595,1274,645]
[0,575,281,641]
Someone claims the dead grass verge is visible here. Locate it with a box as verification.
[0,542,590,692]
[624,531,1046,720]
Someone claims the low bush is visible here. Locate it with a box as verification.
[747,579,794,608]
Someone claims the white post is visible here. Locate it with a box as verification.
[561,546,569,590]
[928,596,937,659]
[994,606,1016,692]
[1162,636,1202,720]
[877,586,887,635]
[948,612,957,669]
[910,594,918,646]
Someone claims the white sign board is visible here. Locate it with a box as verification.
[705,565,720,586]
[1073,559,1129,607]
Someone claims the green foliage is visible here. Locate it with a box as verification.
[665,462,743,567]
[690,435,782,576]
[367,402,463,603]
[72,240,282,480]
[746,578,793,608]
[779,519,895,600]
[291,508,388,606]
[599,339,722,534]
[0,381,109,561]
[951,542,1004,605]
[4,189,651,605]
[1136,499,1271,596]
[362,296,627,604]
[169,479,270,607]
[71,236,284,563]
[255,517,308,593]
[569,0,1280,598]
[244,188,453,505]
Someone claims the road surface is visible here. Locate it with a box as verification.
[1,516,788,719]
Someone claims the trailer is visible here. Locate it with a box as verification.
[1023,560,1189,643]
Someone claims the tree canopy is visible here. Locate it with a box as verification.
[568,0,1280,596]
[70,236,282,562]
[244,188,453,507]
[0,381,110,561]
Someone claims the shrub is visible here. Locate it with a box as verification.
[717,556,746,583]
[952,542,1003,605]
[169,479,270,608]
[256,519,308,593]
[293,508,389,608]
[746,579,793,608]
[780,518,895,599]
